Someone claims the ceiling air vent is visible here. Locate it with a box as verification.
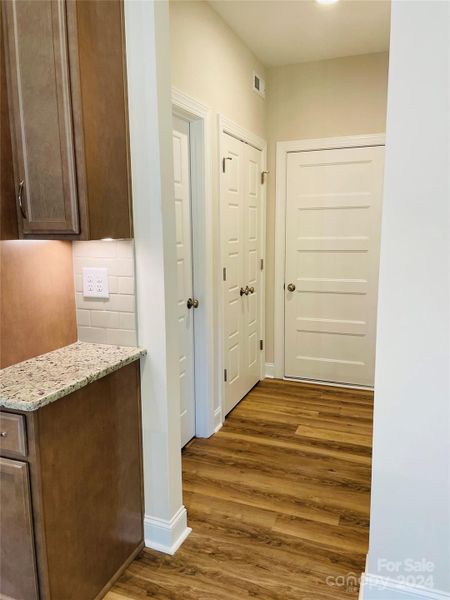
[253,71,265,98]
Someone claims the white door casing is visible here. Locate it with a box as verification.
[172,116,196,446]
[172,88,215,438]
[221,131,262,416]
[284,145,385,386]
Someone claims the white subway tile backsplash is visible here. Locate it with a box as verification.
[73,240,137,347]
[119,312,136,330]
[73,240,118,258]
[108,294,136,312]
[75,294,134,313]
[90,311,121,329]
[118,277,135,295]
[73,257,114,273]
[76,309,91,327]
[116,242,134,258]
[106,329,137,347]
[110,258,134,277]
[75,294,108,311]
[108,276,119,294]
[78,326,108,344]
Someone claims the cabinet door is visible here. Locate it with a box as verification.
[3,0,81,235]
[0,458,39,600]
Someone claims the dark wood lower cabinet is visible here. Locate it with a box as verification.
[0,458,39,600]
[0,362,144,600]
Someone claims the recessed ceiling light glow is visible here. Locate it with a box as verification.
[316,0,339,5]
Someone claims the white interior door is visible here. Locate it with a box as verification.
[173,116,196,447]
[284,146,384,386]
[242,143,261,391]
[221,132,262,416]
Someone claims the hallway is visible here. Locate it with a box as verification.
[107,379,373,599]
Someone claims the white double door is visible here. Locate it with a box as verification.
[172,116,196,447]
[221,132,262,416]
[284,145,385,387]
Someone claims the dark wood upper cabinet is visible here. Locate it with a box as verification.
[3,0,81,236]
[2,0,133,240]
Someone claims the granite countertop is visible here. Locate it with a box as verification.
[0,342,147,412]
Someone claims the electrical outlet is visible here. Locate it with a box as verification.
[82,267,109,298]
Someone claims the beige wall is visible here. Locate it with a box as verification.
[170,0,266,139]
[265,52,389,363]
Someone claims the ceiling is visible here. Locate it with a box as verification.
[208,0,391,67]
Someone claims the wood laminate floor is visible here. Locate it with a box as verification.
[106,379,373,600]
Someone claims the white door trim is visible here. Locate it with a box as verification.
[218,114,267,424]
[274,134,386,380]
[172,88,215,438]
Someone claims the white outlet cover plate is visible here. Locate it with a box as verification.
[82,267,109,298]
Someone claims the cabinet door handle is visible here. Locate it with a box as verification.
[17,180,27,219]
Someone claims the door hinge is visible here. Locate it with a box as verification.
[260,339,264,351]
[222,157,232,173]
[223,267,227,281]
[260,258,264,271]
[261,170,269,185]
[224,369,227,382]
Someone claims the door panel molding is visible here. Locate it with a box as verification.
[218,115,267,421]
[274,134,385,382]
[172,88,215,439]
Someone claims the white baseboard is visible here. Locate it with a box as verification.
[214,407,223,432]
[360,573,450,600]
[283,375,373,391]
[144,505,191,555]
[264,362,275,378]
[359,576,364,600]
